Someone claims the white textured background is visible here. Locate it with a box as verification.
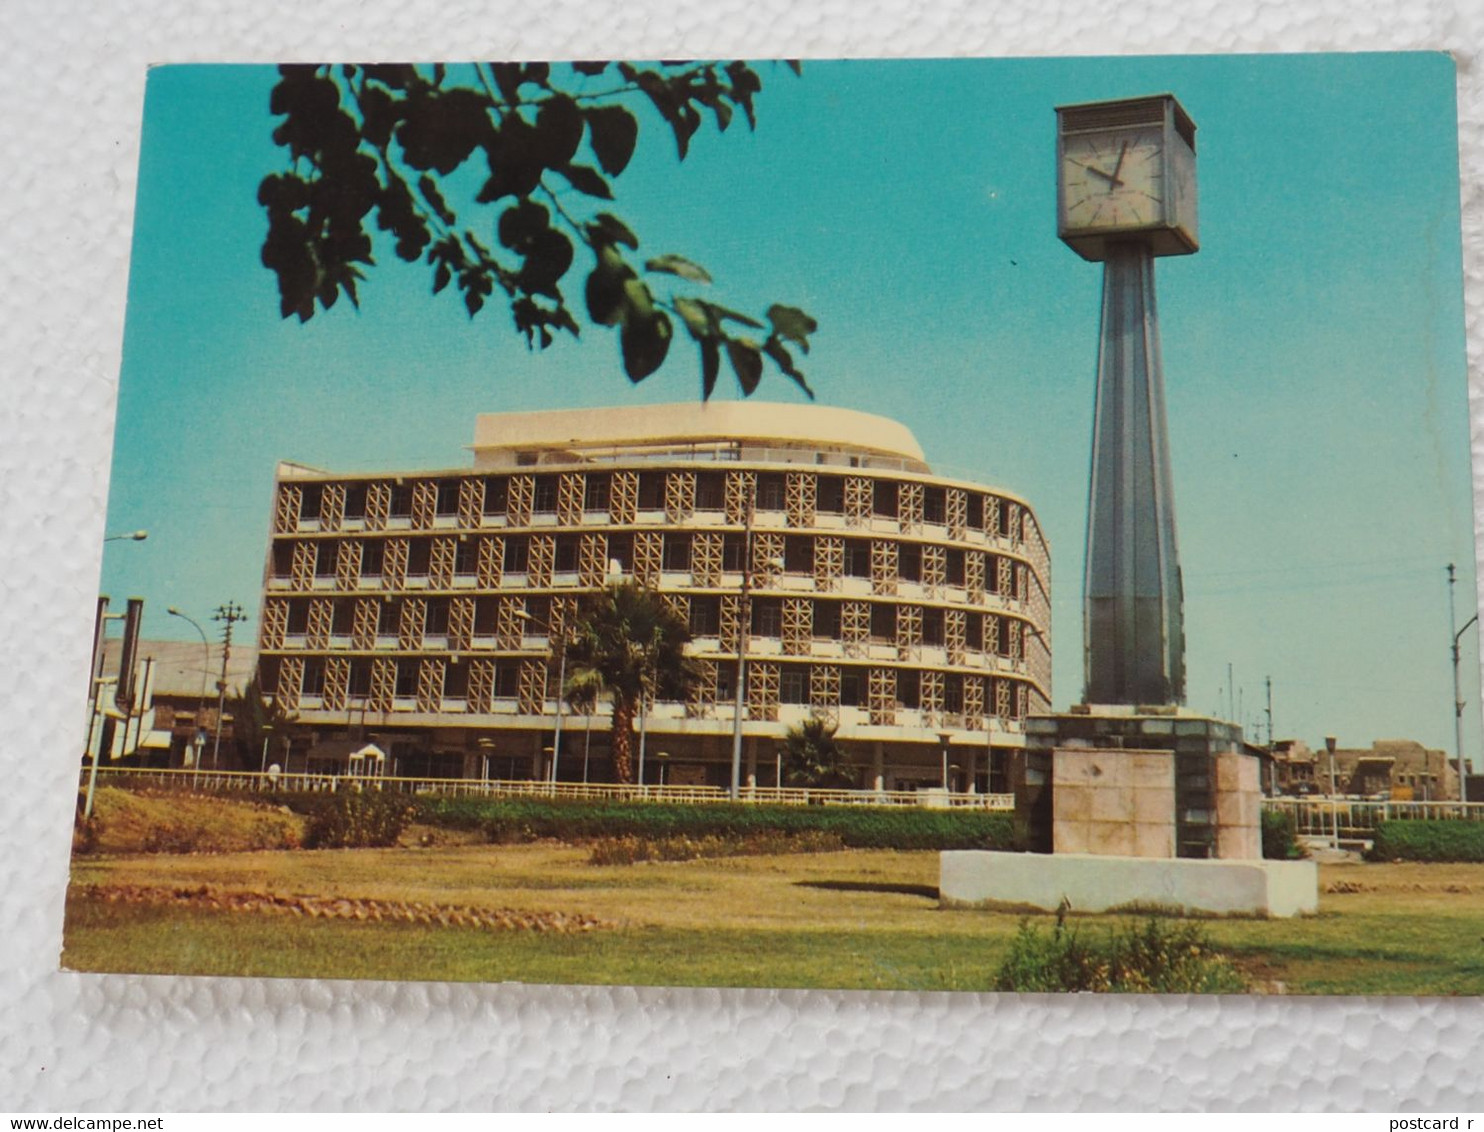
[3,0,1483,1113]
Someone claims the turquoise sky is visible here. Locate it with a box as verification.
[98,53,1479,758]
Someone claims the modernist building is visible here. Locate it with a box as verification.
[256,403,1051,790]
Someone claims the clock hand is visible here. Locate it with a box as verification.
[1082,164,1125,189]
[1109,139,1129,189]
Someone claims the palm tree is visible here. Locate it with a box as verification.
[564,582,698,784]
[781,717,854,789]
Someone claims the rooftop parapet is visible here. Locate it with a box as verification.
[469,402,930,472]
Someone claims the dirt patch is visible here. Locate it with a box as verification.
[72,883,617,933]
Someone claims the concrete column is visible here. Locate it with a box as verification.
[1084,242,1185,706]
[746,737,758,789]
[873,741,885,792]
[965,746,976,794]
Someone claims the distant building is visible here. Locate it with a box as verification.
[1269,737,1459,800]
[254,403,1052,789]
[92,637,256,769]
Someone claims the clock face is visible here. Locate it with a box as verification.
[1061,127,1166,232]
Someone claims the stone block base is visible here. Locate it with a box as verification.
[940,850,1318,918]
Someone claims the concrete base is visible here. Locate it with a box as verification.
[940,850,1319,918]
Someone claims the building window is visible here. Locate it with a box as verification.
[690,596,720,636]
[817,476,844,514]
[390,483,413,517]
[455,538,479,575]
[923,607,945,646]
[897,669,920,708]
[840,671,862,706]
[532,476,558,514]
[344,483,367,521]
[873,481,896,517]
[924,487,946,524]
[583,475,610,513]
[757,474,785,511]
[870,604,893,641]
[753,599,782,638]
[814,600,841,639]
[695,473,724,511]
[780,668,807,704]
[301,658,325,696]
[637,473,664,510]
[395,660,419,698]
[555,536,579,573]
[484,478,508,516]
[361,540,385,577]
[504,537,529,574]
[436,479,460,515]
[721,534,746,572]
[898,543,921,582]
[286,601,309,635]
[663,533,692,572]
[845,541,871,578]
[348,660,371,697]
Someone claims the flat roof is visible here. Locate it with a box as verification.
[470,402,927,465]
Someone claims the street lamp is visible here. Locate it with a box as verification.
[168,607,210,779]
[516,609,568,786]
[259,723,273,777]
[937,729,954,792]
[1448,564,1478,805]
[105,530,149,542]
[1325,735,1339,849]
[727,482,785,801]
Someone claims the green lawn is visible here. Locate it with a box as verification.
[62,844,1484,994]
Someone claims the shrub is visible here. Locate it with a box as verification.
[588,829,845,865]
[1261,809,1307,860]
[993,912,1248,994]
[303,790,416,849]
[412,796,1018,851]
[1368,820,1484,863]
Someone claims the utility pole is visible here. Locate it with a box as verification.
[210,601,245,772]
[1265,675,1275,796]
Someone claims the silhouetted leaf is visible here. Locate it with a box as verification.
[585,105,638,175]
[766,303,817,351]
[572,61,609,76]
[700,336,720,399]
[725,336,763,395]
[557,163,613,199]
[589,212,638,250]
[645,254,712,284]
[621,311,672,381]
[763,337,815,398]
[674,296,712,338]
[535,94,584,169]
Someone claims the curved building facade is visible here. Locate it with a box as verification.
[257,403,1051,791]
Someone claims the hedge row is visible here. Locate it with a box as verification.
[1368,820,1484,862]
[412,796,1020,851]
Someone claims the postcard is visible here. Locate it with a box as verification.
[65,54,1483,994]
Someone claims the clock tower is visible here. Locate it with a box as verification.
[1056,93,1197,706]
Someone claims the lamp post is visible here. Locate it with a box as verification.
[516,609,568,785]
[259,723,273,777]
[1448,564,1478,805]
[1325,735,1339,849]
[937,729,954,792]
[167,607,210,780]
[729,488,756,802]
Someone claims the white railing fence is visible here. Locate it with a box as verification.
[84,766,1014,810]
[1265,797,1484,839]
